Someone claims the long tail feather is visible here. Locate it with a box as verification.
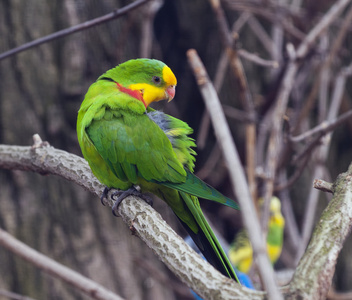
[179,192,240,282]
[162,171,240,210]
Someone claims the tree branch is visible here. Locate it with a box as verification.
[286,163,352,299]
[0,141,262,300]
[0,136,351,299]
[0,0,150,61]
[0,227,124,300]
[186,48,281,299]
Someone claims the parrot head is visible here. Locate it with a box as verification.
[268,196,285,228]
[99,59,177,108]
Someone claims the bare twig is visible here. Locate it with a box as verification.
[224,0,306,40]
[0,0,150,61]
[274,152,310,192]
[140,0,163,58]
[313,179,334,194]
[0,228,124,300]
[247,15,275,56]
[209,0,258,205]
[195,145,221,180]
[196,13,251,149]
[238,49,279,68]
[262,0,351,237]
[277,172,301,253]
[290,110,352,143]
[134,257,194,299]
[187,49,282,300]
[0,289,37,300]
[295,64,352,263]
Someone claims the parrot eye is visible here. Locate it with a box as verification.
[152,76,161,84]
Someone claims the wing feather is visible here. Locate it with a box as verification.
[86,107,187,185]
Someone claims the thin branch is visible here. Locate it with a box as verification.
[224,0,305,40]
[238,49,279,68]
[290,110,352,143]
[277,172,301,253]
[0,228,124,300]
[187,48,282,300]
[247,15,275,56]
[274,152,310,192]
[313,179,334,194]
[209,0,258,205]
[134,257,194,299]
[0,289,37,300]
[195,145,221,180]
[139,0,163,58]
[0,0,150,61]
[262,0,351,236]
[295,60,352,264]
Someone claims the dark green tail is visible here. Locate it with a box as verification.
[178,192,240,282]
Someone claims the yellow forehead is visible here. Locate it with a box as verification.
[270,196,281,213]
[162,66,177,86]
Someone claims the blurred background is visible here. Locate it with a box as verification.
[0,0,352,299]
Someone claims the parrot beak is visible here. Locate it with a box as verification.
[166,85,176,102]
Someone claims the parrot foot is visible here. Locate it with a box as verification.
[100,186,110,206]
[111,187,153,217]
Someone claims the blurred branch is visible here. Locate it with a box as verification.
[247,15,275,56]
[224,0,305,40]
[276,109,352,192]
[187,48,282,300]
[238,49,279,68]
[0,228,124,300]
[195,145,221,180]
[262,0,350,238]
[0,138,262,300]
[327,289,352,300]
[290,110,352,144]
[209,0,258,205]
[140,0,163,58]
[0,0,150,61]
[0,289,36,300]
[134,257,194,299]
[296,60,352,264]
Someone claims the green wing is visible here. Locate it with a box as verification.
[85,107,187,186]
[145,109,239,210]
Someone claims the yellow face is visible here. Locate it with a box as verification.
[128,65,177,108]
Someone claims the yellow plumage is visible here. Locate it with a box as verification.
[229,197,285,273]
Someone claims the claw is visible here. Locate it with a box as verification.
[111,186,154,217]
[100,186,110,206]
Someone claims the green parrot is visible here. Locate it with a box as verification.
[77,58,240,281]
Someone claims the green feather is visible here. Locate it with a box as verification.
[162,171,240,210]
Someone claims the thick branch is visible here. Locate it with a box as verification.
[0,142,262,300]
[1,140,351,299]
[286,163,352,299]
